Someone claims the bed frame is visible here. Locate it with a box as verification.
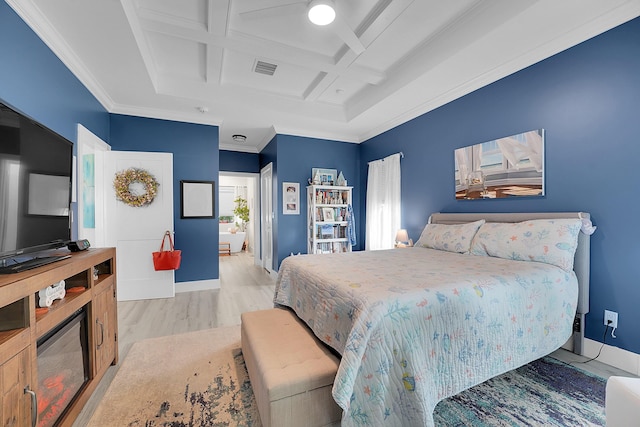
[429,212,590,356]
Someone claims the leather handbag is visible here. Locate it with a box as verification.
[152,231,181,271]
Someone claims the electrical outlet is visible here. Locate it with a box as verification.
[604,310,618,329]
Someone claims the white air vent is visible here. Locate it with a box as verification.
[254,60,277,76]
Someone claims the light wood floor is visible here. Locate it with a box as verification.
[73,251,276,426]
[73,251,635,425]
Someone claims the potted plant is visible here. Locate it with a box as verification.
[233,196,250,231]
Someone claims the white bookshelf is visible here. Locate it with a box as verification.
[307,185,353,254]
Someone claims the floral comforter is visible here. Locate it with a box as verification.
[274,248,578,427]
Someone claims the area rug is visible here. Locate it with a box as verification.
[88,326,606,427]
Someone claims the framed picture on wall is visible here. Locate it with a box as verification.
[454,129,545,200]
[283,182,299,215]
[181,180,215,218]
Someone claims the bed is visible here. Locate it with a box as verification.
[273,212,592,427]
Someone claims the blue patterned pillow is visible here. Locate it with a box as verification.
[470,219,582,271]
[415,220,485,254]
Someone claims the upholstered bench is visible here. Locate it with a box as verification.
[241,308,342,427]
[606,376,640,426]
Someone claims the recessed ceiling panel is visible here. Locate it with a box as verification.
[147,32,206,81]
[315,77,369,106]
[221,49,320,98]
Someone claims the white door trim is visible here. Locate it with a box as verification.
[260,163,274,274]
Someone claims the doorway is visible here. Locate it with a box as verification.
[218,172,260,266]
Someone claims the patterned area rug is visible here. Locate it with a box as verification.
[433,356,605,426]
[88,326,605,427]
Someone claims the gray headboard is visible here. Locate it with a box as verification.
[429,212,590,355]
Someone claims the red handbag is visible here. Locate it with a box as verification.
[152,231,182,271]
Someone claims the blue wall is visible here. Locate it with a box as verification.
[361,17,640,354]
[257,134,360,270]
[220,150,260,173]
[0,2,109,144]
[110,114,220,282]
[272,135,361,267]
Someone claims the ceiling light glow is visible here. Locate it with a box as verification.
[308,1,335,26]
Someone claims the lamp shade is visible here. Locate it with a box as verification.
[308,1,335,26]
[395,229,409,243]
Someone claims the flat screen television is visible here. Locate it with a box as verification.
[0,100,72,271]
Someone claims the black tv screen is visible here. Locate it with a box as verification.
[0,100,72,261]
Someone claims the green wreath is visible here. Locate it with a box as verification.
[113,168,159,207]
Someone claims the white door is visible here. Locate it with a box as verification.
[260,163,273,272]
[76,124,110,247]
[104,151,174,301]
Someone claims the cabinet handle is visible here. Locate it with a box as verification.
[96,319,104,349]
[24,385,37,427]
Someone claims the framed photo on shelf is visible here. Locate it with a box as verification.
[322,207,335,222]
[180,180,215,218]
[283,182,300,215]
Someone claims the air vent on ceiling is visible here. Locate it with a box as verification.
[254,60,278,76]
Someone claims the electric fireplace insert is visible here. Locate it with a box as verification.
[36,307,89,427]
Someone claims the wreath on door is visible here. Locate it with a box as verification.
[113,168,159,207]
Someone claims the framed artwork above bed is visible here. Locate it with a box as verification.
[454,129,545,199]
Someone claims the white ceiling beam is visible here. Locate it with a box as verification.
[330,17,365,55]
[206,0,229,84]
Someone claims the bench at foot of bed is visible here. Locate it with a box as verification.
[241,308,342,427]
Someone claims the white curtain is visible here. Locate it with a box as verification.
[366,153,401,250]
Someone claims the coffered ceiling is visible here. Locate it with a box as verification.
[6,0,640,152]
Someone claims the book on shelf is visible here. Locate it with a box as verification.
[315,206,347,222]
[320,224,334,238]
[314,189,349,204]
[314,241,349,254]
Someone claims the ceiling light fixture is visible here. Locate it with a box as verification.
[232,134,247,143]
[308,0,335,26]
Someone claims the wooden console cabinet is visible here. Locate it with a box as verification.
[0,248,117,427]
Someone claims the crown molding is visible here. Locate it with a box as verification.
[6,0,116,112]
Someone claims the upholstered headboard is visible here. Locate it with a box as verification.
[429,212,591,355]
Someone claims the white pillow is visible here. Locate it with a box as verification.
[470,219,582,271]
[415,220,485,254]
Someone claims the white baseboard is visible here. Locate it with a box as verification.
[584,338,640,376]
[174,279,220,293]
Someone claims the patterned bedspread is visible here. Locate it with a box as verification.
[274,248,578,427]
